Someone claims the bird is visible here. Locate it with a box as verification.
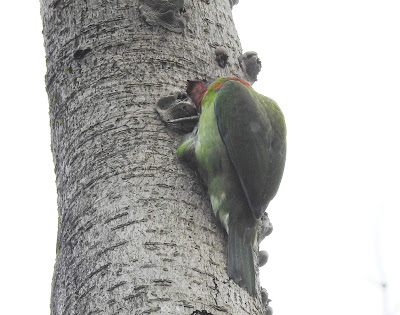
[177,76,286,295]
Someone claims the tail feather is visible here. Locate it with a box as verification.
[227,224,256,296]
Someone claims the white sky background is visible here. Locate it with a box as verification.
[1,0,399,314]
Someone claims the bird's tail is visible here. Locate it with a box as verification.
[227,222,256,296]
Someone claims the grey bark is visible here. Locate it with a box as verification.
[41,0,264,314]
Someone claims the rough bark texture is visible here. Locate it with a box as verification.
[41,0,264,314]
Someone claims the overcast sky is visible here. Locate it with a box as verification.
[1,1,399,314]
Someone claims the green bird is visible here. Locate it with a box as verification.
[177,76,286,295]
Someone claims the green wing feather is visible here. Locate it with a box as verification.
[215,80,286,219]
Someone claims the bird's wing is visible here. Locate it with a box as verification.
[215,80,274,219]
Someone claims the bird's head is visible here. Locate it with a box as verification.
[186,76,250,111]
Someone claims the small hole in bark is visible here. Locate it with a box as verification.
[191,311,214,315]
[73,48,92,60]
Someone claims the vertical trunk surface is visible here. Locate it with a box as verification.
[41,0,264,314]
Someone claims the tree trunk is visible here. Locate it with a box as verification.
[41,0,264,314]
